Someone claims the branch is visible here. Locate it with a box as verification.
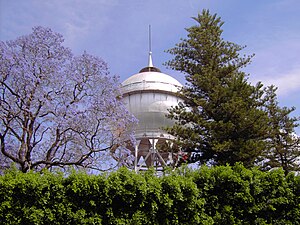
[0,130,22,164]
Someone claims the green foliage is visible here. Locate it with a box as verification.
[263,85,300,174]
[0,168,66,225]
[157,172,209,224]
[191,164,300,224]
[0,165,299,224]
[165,9,270,167]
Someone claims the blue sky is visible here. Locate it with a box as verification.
[1,0,300,123]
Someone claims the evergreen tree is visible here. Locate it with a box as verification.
[263,85,300,175]
[165,10,270,167]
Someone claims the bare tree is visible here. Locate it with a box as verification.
[0,26,136,172]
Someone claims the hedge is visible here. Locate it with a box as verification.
[0,164,299,224]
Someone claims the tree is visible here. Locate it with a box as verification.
[0,26,136,173]
[263,85,300,175]
[165,10,270,167]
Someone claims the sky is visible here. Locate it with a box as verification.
[1,0,300,124]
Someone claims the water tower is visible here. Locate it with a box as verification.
[121,51,184,172]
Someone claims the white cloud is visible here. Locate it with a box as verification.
[246,32,300,97]
[0,0,118,48]
[252,68,300,96]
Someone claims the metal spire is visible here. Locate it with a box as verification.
[139,25,161,73]
[148,25,154,68]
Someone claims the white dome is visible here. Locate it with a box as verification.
[122,71,182,95]
[121,70,182,139]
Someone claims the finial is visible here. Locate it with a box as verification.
[148,25,153,68]
[139,25,161,73]
[148,51,153,67]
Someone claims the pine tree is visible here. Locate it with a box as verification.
[165,10,270,167]
[263,86,300,175]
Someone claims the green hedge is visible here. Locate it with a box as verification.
[0,165,299,224]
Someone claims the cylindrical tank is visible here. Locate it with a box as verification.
[121,61,183,171]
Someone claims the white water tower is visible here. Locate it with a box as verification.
[121,52,184,171]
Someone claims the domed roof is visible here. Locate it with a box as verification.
[122,51,182,95]
[122,71,182,94]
